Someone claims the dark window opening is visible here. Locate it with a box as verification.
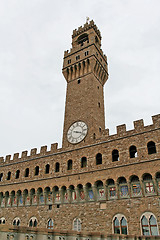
[0,173,3,181]
[13,220,16,226]
[81,157,87,168]
[45,164,50,174]
[34,220,37,227]
[147,141,156,154]
[112,149,119,162]
[25,168,29,177]
[77,33,89,45]
[93,133,96,139]
[67,160,72,170]
[68,59,71,64]
[129,145,137,158]
[57,204,60,208]
[7,171,11,180]
[55,162,60,172]
[49,205,52,210]
[29,220,33,227]
[78,79,81,84]
[76,55,80,60]
[85,51,89,56]
[96,153,102,165]
[99,127,101,132]
[98,102,100,108]
[15,170,20,179]
[35,166,39,176]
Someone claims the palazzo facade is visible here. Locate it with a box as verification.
[0,20,160,238]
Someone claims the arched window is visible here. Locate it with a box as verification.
[143,173,154,194]
[0,217,5,225]
[7,171,11,180]
[141,213,158,236]
[112,149,119,162]
[118,177,128,197]
[147,141,156,154]
[45,164,50,174]
[114,217,120,234]
[13,217,20,226]
[130,175,141,196]
[81,157,87,168]
[67,160,72,170]
[55,162,60,172]
[47,219,54,229]
[121,217,127,234]
[129,145,137,158]
[73,218,81,231]
[35,166,39,176]
[113,214,128,235]
[15,170,20,179]
[96,180,105,199]
[77,33,89,46]
[0,173,3,181]
[29,217,38,228]
[107,179,116,199]
[24,168,29,177]
[96,153,102,165]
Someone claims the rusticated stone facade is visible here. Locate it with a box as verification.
[0,20,160,238]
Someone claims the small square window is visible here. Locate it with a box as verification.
[49,205,52,210]
[85,51,89,56]
[76,55,80,60]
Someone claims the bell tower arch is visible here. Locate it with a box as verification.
[62,20,108,148]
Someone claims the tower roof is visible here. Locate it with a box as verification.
[72,20,101,40]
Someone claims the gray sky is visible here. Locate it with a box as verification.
[0,0,160,157]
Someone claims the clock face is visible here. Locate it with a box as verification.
[67,121,88,144]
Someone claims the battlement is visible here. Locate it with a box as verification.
[72,20,101,40]
[0,114,159,166]
[0,143,59,165]
[102,114,160,139]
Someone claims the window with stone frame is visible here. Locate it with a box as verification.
[112,149,119,162]
[29,217,38,228]
[13,217,20,226]
[107,179,116,198]
[67,159,72,170]
[73,218,81,231]
[96,153,102,165]
[147,141,156,154]
[118,177,128,197]
[81,157,87,168]
[143,173,155,195]
[45,164,50,174]
[129,145,137,158]
[130,175,141,196]
[24,168,29,177]
[0,217,5,225]
[113,214,128,235]
[47,219,53,229]
[141,212,158,236]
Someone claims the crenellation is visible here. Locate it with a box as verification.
[40,145,47,155]
[116,124,126,136]
[13,153,19,161]
[5,155,11,163]
[50,143,58,153]
[133,119,144,132]
[21,150,28,158]
[30,148,37,156]
[72,20,101,40]
[0,157,4,164]
[152,114,160,128]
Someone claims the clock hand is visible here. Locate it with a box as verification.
[73,131,82,133]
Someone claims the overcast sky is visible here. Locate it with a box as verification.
[0,0,160,158]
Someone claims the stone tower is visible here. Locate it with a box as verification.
[62,20,108,148]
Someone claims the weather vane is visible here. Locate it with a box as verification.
[86,17,90,23]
